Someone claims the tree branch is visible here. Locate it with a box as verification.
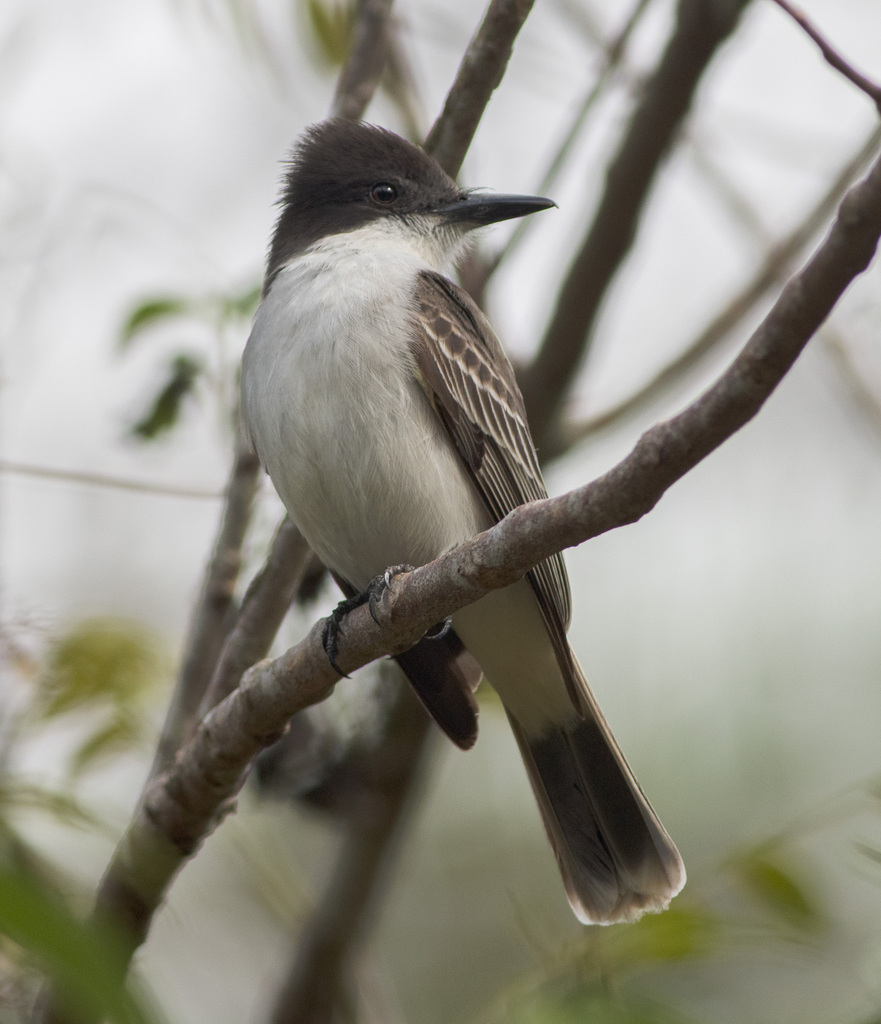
[0,459,221,500]
[267,676,432,1024]
[66,145,881,995]
[424,0,536,177]
[520,0,752,451]
[470,0,654,297]
[146,434,261,782]
[566,125,881,442]
[198,516,312,715]
[331,0,396,121]
[770,0,881,111]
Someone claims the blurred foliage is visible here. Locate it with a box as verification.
[33,618,166,777]
[130,355,204,441]
[0,846,158,1024]
[305,0,355,68]
[497,986,695,1024]
[119,287,260,350]
[730,851,826,933]
[474,844,839,1024]
[477,907,717,1024]
[119,299,192,346]
[598,907,723,968]
[119,284,260,443]
[0,619,169,1022]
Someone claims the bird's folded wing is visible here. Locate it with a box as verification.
[408,271,576,686]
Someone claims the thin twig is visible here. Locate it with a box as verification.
[198,516,312,715]
[566,125,881,443]
[520,0,752,450]
[687,135,773,244]
[823,330,881,443]
[0,459,220,500]
[331,0,396,121]
[146,434,261,782]
[424,0,536,177]
[770,0,881,112]
[61,146,881,996]
[382,16,425,141]
[480,0,654,283]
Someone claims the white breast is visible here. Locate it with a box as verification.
[241,225,486,589]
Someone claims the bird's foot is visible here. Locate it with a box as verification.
[368,565,451,640]
[321,565,416,676]
[366,564,416,624]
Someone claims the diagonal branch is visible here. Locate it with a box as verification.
[198,516,312,715]
[770,0,881,111]
[472,0,654,294]
[520,0,752,451]
[566,125,881,442]
[424,0,536,177]
[72,144,881,993]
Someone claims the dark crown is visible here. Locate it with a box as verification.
[266,120,461,285]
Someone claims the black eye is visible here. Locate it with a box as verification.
[370,182,398,204]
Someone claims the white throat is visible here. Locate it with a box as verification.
[300,216,467,277]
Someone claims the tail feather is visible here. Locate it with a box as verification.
[506,662,685,924]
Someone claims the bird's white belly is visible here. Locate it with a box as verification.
[241,244,487,589]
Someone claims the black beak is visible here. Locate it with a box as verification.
[435,192,556,228]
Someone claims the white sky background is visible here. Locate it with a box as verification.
[2,0,881,1021]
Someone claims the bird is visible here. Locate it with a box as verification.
[240,119,685,924]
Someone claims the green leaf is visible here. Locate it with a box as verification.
[603,907,721,967]
[735,854,824,932]
[38,619,163,719]
[0,859,158,1024]
[70,717,143,777]
[306,0,354,67]
[130,353,203,441]
[119,297,191,349]
[221,283,261,321]
[0,782,109,834]
[502,984,693,1024]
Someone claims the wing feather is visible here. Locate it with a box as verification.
[409,271,573,650]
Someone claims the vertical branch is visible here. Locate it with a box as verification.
[521,0,752,450]
[268,680,432,1024]
[331,0,396,121]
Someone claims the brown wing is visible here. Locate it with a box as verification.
[409,271,573,672]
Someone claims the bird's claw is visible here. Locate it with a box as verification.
[321,590,370,677]
[367,564,415,624]
[321,565,416,675]
[424,616,452,640]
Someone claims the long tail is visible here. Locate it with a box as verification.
[505,658,685,925]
